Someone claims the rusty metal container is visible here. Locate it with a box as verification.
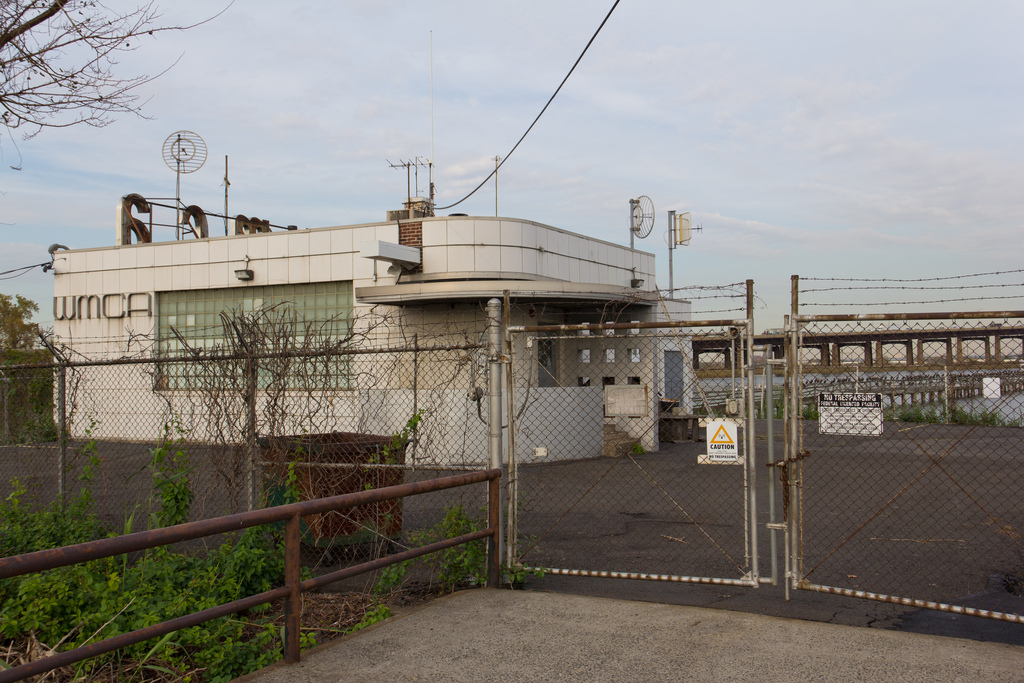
[262,432,406,546]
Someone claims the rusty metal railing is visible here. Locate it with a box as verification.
[0,469,501,683]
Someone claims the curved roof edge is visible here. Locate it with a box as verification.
[355,279,659,306]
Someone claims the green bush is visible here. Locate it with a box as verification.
[0,422,312,682]
[882,404,1019,427]
[373,504,489,595]
[949,407,1017,427]
[1,349,58,444]
[884,404,943,424]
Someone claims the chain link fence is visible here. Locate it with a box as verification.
[0,324,496,589]
[507,319,760,585]
[788,283,1024,620]
[6,275,1024,622]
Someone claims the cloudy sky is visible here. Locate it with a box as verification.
[3,0,1024,326]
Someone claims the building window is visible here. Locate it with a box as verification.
[156,281,354,390]
[578,349,591,364]
[604,348,615,363]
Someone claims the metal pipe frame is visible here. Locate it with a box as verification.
[509,317,752,334]
[0,469,501,683]
[787,275,801,600]
[801,583,1024,623]
[795,310,1024,323]
[790,292,1024,621]
[301,528,496,593]
[58,364,66,504]
[744,280,759,586]
[4,342,487,373]
[765,354,779,586]
[258,461,489,471]
[486,298,506,583]
[507,314,760,586]
[526,566,760,587]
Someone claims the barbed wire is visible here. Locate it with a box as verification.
[689,307,749,316]
[673,282,748,289]
[803,282,1024,293]
[801,269,1024,283]
[669,283,747,296]
[663,293,747,301]
[802,293,1024,307]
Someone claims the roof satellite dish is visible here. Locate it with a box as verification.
[162,130,207,173]
[629,195,654,247]
[162,131,207,240]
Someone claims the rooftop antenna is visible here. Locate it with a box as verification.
[628,195,655,289]
[667,210,701,298]
[223,155,230,236]
[388,158,434,218]
[430,30,435,205]
[162,130,207,239]
[388,158,432,198]
[629,195,654,249]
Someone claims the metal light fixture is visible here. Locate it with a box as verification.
[630,267,644,289]
[235,255,253,281]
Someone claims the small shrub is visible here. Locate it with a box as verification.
[373,504,488,595]
[347,604,391,634]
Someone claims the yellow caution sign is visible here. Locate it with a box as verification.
[703,418,740,464]
[710,425,734,446]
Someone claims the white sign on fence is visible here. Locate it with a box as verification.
[701,418,741,465]
[983,377,1002,399]
[818,393,883,436]
[605,384,649,417]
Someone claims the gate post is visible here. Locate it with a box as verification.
[745,280,759,584]
[39,335,69,505]
[486,298,505,582]
[245,354,258,512]
[58,362,67,505]
[786,274,801,598]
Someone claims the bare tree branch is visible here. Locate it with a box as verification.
[0,1,230,139]
[0,0,69,52]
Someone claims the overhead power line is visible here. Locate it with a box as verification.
[0,262,48,281]
[435,0,621,212]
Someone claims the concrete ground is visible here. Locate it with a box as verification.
[235,588,1024,683]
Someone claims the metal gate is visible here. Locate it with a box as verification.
[506,319,760,587]
[785,310,1024,622]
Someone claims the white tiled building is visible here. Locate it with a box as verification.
[50,203,691,463]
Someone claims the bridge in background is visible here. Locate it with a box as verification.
[692,325,1024,370]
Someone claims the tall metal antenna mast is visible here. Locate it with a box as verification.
[430,30,435,205]
[223,155,230,236]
